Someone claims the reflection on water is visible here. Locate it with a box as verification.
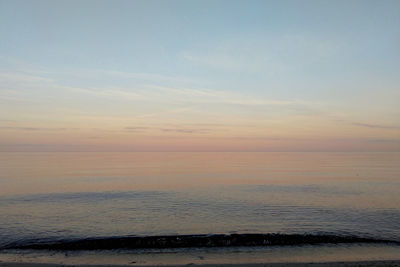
[0,152,400,248]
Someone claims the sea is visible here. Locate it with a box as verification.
[0,152,399,265]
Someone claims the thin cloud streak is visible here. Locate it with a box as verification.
[124,127,150,132]
[160,128,211,134]
[352,122,400,130]
[0,127,72,131]
[124,126,213,134]
[366,139,400,143]
[0,71,312,108]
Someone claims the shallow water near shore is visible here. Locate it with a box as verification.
[1,152,400,263]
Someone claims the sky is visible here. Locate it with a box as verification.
[0,0,399,152]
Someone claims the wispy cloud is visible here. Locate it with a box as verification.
[0,72,54,84]
[86,69,196,85]
[160,128,211,134]
[352,122,400,130]
[68,83,302,107]
[124,127,150,132]
[366,138,400,143]
[0,127,71,131]
[1,70,318,120]
[124,125,213,134]
[182,33,341,72]
[145,84,307,107]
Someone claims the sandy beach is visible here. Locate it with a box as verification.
[2,260,400,267]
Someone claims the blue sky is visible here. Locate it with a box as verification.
[0,0,399,151]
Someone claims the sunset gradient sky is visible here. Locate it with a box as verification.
[1,0,399,151]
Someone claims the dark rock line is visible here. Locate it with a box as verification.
[3,233,399,251]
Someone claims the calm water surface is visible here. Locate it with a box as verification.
[1,152,400,248]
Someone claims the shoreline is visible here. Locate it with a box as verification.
[1,260,400,267]
[5,234,398,251]
[2,243,400,266]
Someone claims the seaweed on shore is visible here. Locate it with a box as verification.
[3,233,399,251]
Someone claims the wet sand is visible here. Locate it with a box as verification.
[1,260,400,266]
[2,243,400,267]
